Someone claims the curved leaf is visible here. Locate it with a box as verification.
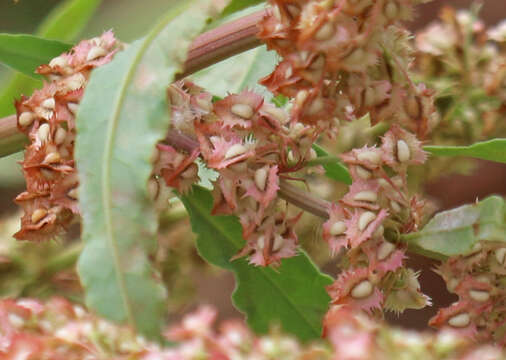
[400,196,505,260]
[75,0,211,339]
[180,186,332,341]
[191,45,277,100]
[0,0,102,117]
[424,138,506,164]
[312,143,352,185]
[0,34,71,79]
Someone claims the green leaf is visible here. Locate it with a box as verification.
[221,0,265,17]
[75,0,210,339]
[180,186,332,341]
[0,34,71,79]
[424,138,506,164]
[191,45,277,100]
[400,196,505,260]
[0,0,102,117]
[312,143,352,185]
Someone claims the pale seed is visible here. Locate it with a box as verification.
[306,98,324,115]
[396,140,411,162]
[495,248,506,265]
[358,211,376,231]
[272,235,284,252]
[231,103,254,119]
[67,188,79,200]
[353,191,377,203]
[257,235,265,250]
[44,152,61,164]
[67,102,79,115]
[469,290,490,302]
[377,242,395,260]
[19,112,35,127]
[42,98,55,109]
[448,313,470,328]
[254,167,268,191]
[225,143,247,159]
[54,128,67,145]
[330,221,346,236]
[357,150,381,164]
[355,166,372,180]
[49,56,68,68]
[37,123,50,143]
[390,200,402,213]
[373,225,384,238]
[351,280,373,299]
[31,208,48,223]
[87,46,107,61]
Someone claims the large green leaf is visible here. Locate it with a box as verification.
[0,0,102,117]
[400,196,505,260]
[180,186,332,341]
[191,45,277,100]
[424,138,506,164]
[0,34,71,79]
[75,0,210,339]
[312,143,352,185]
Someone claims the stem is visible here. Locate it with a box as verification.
[0,10,265,157]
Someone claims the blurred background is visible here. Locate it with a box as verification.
[0,0,505,331]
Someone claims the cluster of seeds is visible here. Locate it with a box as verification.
[1,297,503,359]
[14,32,120,241]
[323,125,431,313]
[415,7,506,144]
[430,241,506,345]
[258,0,438,137]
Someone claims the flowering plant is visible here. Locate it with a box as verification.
[0,0,504,358]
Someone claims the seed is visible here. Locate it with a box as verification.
[286,4,300,17]
[42,98,55,109]
[19,112,35,127]
[54,128,67,145]
[65,73,86,91]
[306,98,324,115]
[447,279,459,292]
[295,90,308,107]
[225,143,247,159]
[377,179,389,188]
[292,122,305,137]
[390,200,402,213]
[255,167,268,191]
[396,140,411,162]
[448,313,470,328]
[351,280,373,299]
[87,46,107,61]
[44,152,61,164]
[264,106,288,124]
[37,123,50,143]
[373,225,384,238]
[330,221,346,236]
[468,242,482,255]
[287,150,297,165]
[314,22,334,41]
[257,235,265,250]
[181,164,198,179]
[358,211,376,231]
[272,235,284,252]
[405,95,420,119]
[195,97,212,112]
[49,56,68,68]
[377,242,395,260]
[67,188,79,200]
[67,102,79,115]
[231,103,254,119]
[285,65,293,78]
[299,51,309,62]
[31,208,48,223]
[385,2,398,19]
[392,177,404,187]
[469,290,490,302]
[355,166,372,180]
[495,248,506,265]
[357,150,381,164]
[353,191,377,203]
[307,148,317,161]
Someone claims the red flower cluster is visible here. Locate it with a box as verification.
[14,32,121,241]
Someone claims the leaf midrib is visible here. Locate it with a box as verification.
[100,1,195,330]
[184,190,321,338]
